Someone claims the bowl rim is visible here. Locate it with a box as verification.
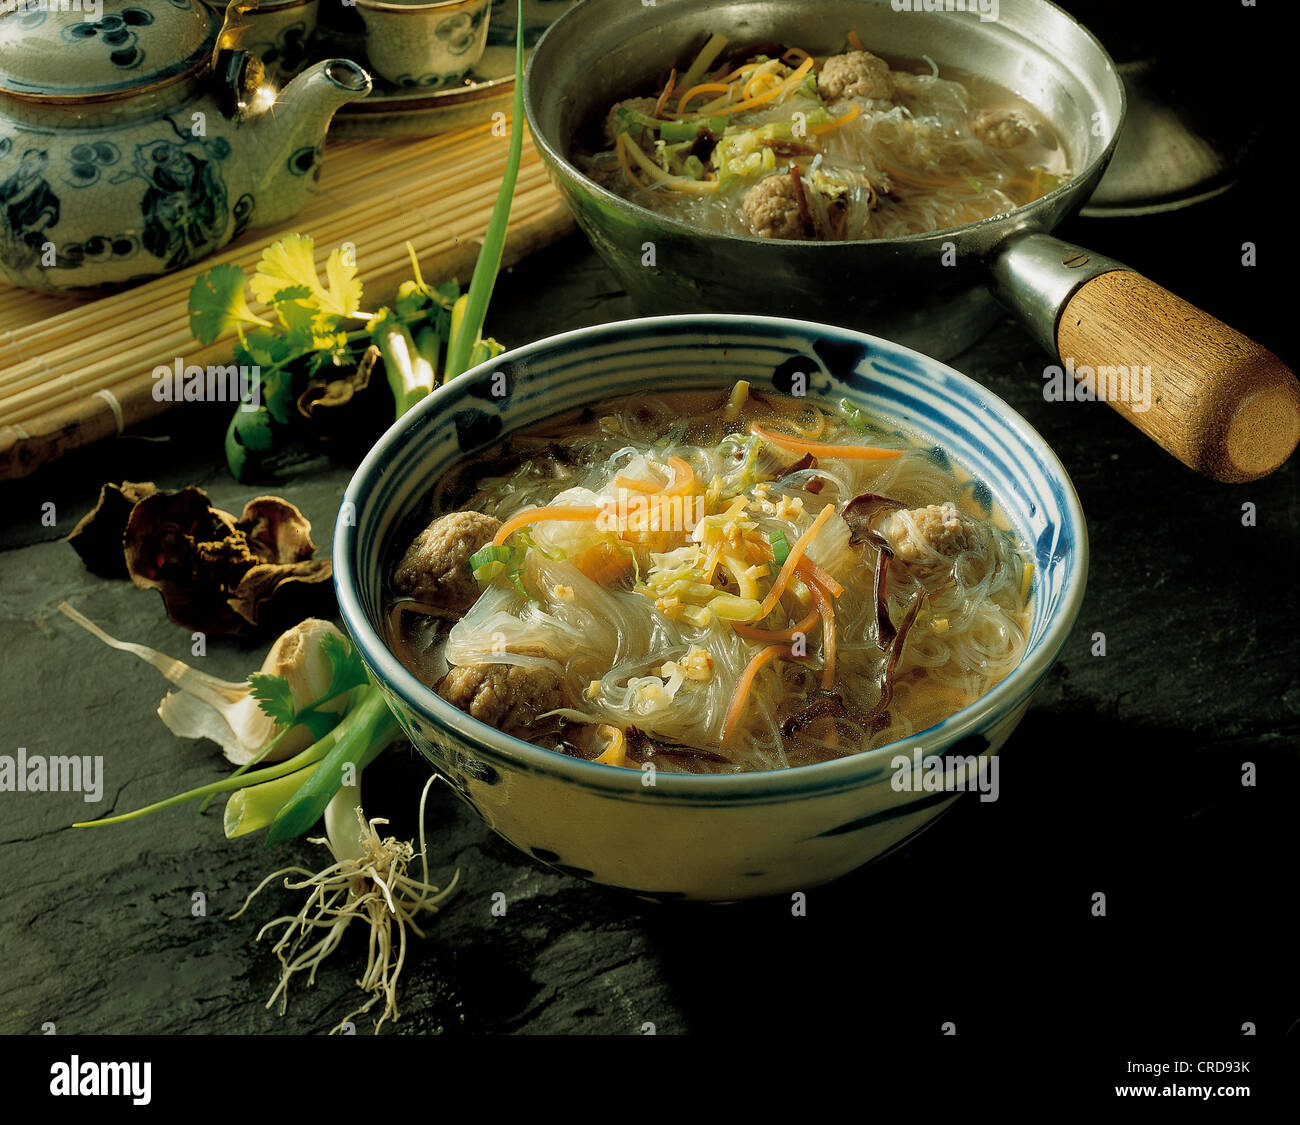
[335,312,1088,798]
[521,0,1125,250]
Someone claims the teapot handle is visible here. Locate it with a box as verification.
[214,48,267,117]
[213,0,259,59]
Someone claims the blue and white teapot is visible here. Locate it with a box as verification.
[0,0,370,290]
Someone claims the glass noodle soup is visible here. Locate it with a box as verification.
[385,386,1032,774]
[574,32,1071,240]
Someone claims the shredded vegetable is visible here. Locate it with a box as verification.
[753,423,905,461]
[720,644,784,746]
[757,502,836,619]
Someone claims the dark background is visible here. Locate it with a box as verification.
[1,0,1294,1056]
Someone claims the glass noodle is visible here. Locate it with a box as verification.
[386,390,1032,774]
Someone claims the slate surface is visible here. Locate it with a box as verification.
[1,180,1295,1039]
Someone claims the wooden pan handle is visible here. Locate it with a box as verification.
[1056,270,1300,483]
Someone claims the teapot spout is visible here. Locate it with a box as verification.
[247,59,372,226]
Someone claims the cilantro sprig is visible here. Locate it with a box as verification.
[188,230,506,480]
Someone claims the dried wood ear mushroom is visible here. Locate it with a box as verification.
[70,481,333,633]
[67,481,159,578]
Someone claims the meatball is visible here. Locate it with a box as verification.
[876,503,983,568]
[603,96,660,146]
[393,510,501,615]
[742,173,808,240]
[818,50,894,102]
[437,662,563,735]
[971,108,1033,149]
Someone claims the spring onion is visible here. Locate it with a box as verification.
[443,1,526,382]
[372,311,436,416]
[660,115,727,142]
[769,529,791,575]
[469,542,514,584]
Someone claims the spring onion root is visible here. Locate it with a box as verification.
[230,774,458,1033]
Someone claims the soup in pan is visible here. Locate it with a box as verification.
[385,385,1032,774]
[574,33,1071,240]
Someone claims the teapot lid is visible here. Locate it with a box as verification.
[0,1,220,101]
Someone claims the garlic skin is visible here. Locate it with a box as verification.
[60,603,353,767]
[159,618,349,765]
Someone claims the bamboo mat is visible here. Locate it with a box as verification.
[0,119,574,480]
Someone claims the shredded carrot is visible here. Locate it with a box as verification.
[653,67,678,119]
[614,475,660,493]
[616,455,695,496]
[676,82,732,115]
[804,559,844,598]
[757,502,835,619]
[493,505,604,547]
[802,561,836,689]
[664,456,697,496]
[847,29,865,51]
[809,102,862,135]
[720,644,784,746]
[744,71,781,101]
[731,605,819,643]
[752,423,904,461]
[714,55,814,117]
[716,61,762,83]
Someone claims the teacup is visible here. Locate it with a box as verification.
[245,0,319,82]
[354,0,493,91]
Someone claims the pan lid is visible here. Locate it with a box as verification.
[0,1,219,102]
[1081,57,1256,217]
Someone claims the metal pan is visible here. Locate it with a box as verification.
[524,0,1300,481]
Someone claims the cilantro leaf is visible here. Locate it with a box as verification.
[189,263,272,345]
[248,671,296,726]
[323,246,364,318]
[249,234,322,306]
[236,326,295,370]
[275,298,324,350]
[320,631,369,701]
[250,234,363,320]
[266,284,313,307]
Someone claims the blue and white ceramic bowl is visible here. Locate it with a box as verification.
[335,315,1087,901]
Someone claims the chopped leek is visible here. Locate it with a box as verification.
[769,530,791,575]
[469,542,513,584]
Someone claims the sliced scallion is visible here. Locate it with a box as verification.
[769,530,791,576]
